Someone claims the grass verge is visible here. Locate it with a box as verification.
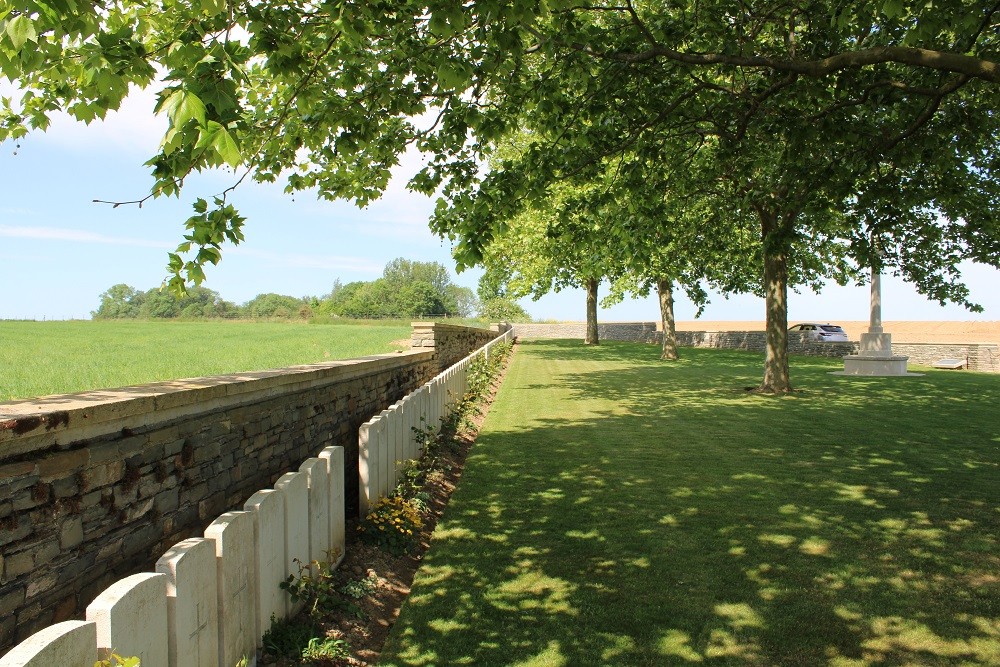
[0,319,410,400]
[380,340,999,666]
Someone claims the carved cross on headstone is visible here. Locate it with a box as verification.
[189,600,209,662]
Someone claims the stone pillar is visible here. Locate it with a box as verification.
[859,266,893,356]
[840,265,915,376]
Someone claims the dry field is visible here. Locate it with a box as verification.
[673,320,1000,344]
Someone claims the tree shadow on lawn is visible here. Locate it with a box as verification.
[380,341,999,666]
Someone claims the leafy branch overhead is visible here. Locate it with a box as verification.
[2,0,999,390]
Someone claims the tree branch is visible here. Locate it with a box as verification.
[579,43,1000,84]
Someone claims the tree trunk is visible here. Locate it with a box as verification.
[585,277,599,345]
[657,277,678,360]
[760,216,792,393]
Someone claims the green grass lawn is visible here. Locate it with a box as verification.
[381,341,999,666]
[0,319,411,401]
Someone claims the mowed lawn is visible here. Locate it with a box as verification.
[382,340,999,666]
[0,320,411,401]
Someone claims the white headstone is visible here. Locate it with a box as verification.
[385,406,399,489]
[376,412,391,499]
[0,621,96,667]
[298,457,330,573]
[155,538,219,667]
[243,488,287,641]
[205,511,258,667]
[86,572,169,667]
[318,446,346,565]
[274,471,308,615]
[358,420,377,517]
[400,396,414,460]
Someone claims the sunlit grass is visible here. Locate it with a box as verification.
[382,341,999,666]
[0,319,411,401]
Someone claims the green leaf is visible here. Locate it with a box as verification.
[436,62,469,90]
[162,89,206,128]
[882,0,904,19]
[211,126,241,167]
[6,15,37,50]
[201,0,227,17]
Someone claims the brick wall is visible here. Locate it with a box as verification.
[514,322,999,372]
[0,322,499,655]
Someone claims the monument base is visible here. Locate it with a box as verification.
[859,332,893,355]
[834,354,922,377]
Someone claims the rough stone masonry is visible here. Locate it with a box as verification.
[0,322,501,656]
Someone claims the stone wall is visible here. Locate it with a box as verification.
[412,321,506,369]
[892,342,999,372]
[514,322,999,372]
[513,321,658,343]
[0,322,499,656]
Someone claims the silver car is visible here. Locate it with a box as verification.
[789,323,849,342]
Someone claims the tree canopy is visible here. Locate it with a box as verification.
[317,259,478,319]
[4,0,998,390]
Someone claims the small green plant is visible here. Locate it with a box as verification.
[94,655,140,667]
[358,495,424,556]
[339,570,379,600]
[262,614,317,659]
[279,549,358,620]
[394,458,425,497]
[301,635,352,664]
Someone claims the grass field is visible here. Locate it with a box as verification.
[0,320,411,401]
[382,341,999,666]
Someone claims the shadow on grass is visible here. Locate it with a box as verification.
[381,341,999,666]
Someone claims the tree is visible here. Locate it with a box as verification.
[476,136,622,344]
[5,1,999,390]
[444,285,479,318]
[243,293,307,318]
[92,284,142,319]
[317,259,471,318]
[476,273,532,322]
[428,2,1000,390]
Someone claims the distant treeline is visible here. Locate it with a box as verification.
[92,258,531,321]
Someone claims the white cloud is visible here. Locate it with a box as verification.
[0,225,172,249]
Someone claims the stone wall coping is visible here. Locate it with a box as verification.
[0,350,434,459]
[410,321,497,332]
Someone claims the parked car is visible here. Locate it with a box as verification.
[788,323,849,342]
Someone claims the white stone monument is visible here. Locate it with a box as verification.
[274,471,308,615]
[0,621,96,667]
[318,446,346,566]
[298,457,330,572]
[155,538,220,667]
[86,573,169,667]
[205,511,258,667]
[243,488,287,640]
[840,267,918,376]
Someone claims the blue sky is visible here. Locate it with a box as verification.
[1,85,998,323]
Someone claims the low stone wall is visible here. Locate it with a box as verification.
[892,342,999,372]
[515,321,999,372]
[513,321,658,342]
[411,321,506,369]
[0,322,499,655]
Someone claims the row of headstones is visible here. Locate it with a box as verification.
[0,446,347,667]
[357,359,465,515]
[1,328,515,667]
[357,328,514,516]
